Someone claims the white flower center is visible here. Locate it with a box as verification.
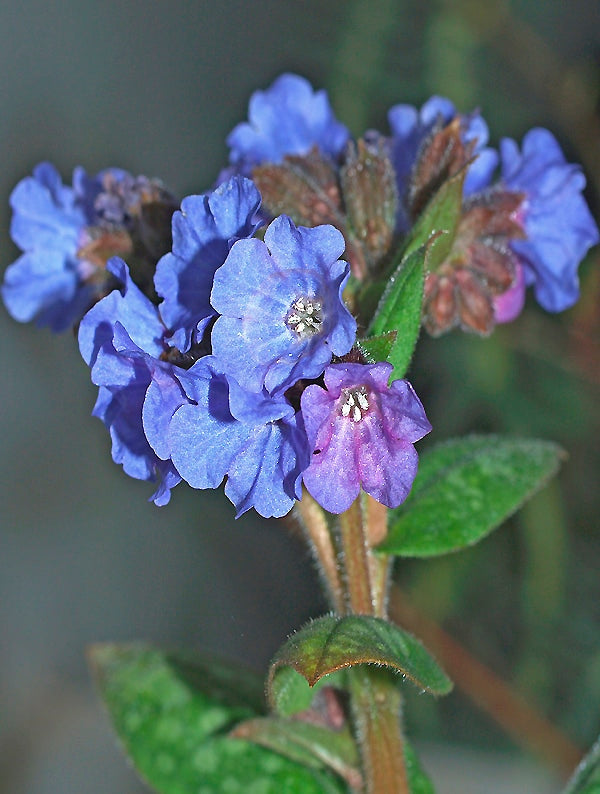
[341,387,370,423]
[286,296,323,337]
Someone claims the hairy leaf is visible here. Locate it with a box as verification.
[378,435,566,557]
[268,614,452,710]
[404,167,466,268]
[366,167,464,379]
[367,244,427,380]
[356,330,397,363]
[269,666,348,718]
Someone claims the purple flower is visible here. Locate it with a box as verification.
[210,216,357,393]
[493,262,526,324]
[169,358,310,518]
[154,176,261,352]
[300,362,431,514]
[499,128,599,313]
[79,257,193,505]
[388,96,498,232]
[2,162,177,332]
[91,170,173,229]
[226,73,350,173]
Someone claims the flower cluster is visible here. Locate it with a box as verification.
[2,73,597,518]
[74,173,430,515]
[231,73,598,336]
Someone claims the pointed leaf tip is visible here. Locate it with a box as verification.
[379,435,566,557]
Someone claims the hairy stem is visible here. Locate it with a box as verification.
[338,497,374,615]
[348,667,409,794]
[364,495,392,618]
[294,491,408,792]
[337,496,409,794]
[293,490,345,613]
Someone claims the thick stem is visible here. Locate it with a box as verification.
[368,554,392,619]
[348,667,410,794]
[364,495,392,618]
[338,497,374,615]
[293,491,408,792]
[337,495,409,794]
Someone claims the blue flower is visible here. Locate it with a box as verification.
[300,362,431,513]
[79,257,194,505]
[169,357,310,518]
[499,128,599,313]
[91,378,181,507]
[226,73,350,173]
[154,176,261,352]
[210,216,357,393]
[2,163,102,330]
[2,162,177,331]
[388,96,498,232]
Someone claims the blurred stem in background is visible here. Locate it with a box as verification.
[389,584,583,778]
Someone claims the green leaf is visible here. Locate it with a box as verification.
[89,643,347,794]
[362,168,466,380]
[356,330,397,363]
[402,167,466,267]
[269,666,349,718]
[378,435,566,558]
[563,735,600,794]
[367,243,426,380]
[232,717,361,789]
[268,615,452,709]
[232,712,435,793]
[405,741,436,794]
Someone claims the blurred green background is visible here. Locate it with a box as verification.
[0,1,598,792]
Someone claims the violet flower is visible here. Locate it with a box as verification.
[3,162,176,331]
[301,362,431,513]
[79,257,194,505]
[154,175,261,352]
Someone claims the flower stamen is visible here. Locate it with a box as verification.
[341,386,369,422]
[286,296,323,337]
